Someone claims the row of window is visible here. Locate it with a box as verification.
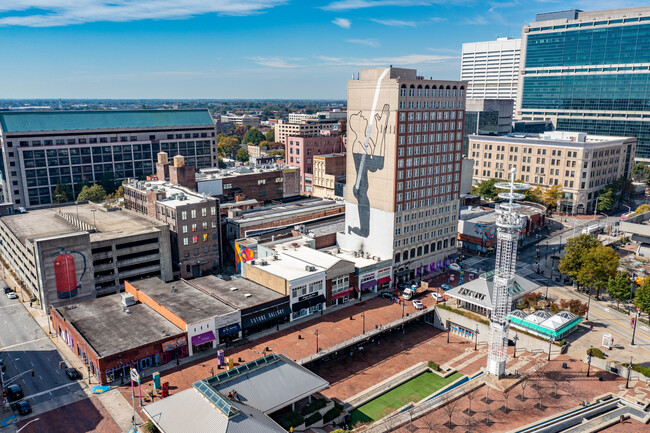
[395,214,456,236]
[399,110,463,122]
[399,86,464,98]
[182,232,218,245]
[182,244,219,257]
[395,193,459,212]
[394,237,456,263]
[400,100,463,109]
[399,121,463,133]
[291,280,324,299]
[399,133,464,145]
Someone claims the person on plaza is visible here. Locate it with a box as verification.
[590,324,594,331]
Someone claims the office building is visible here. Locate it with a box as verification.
[312,153,346,199]
[517,7,650,160]
[468,131,636,213]
[463,99,513,156]
[0,203,173,312]
[0,110,217,208]
[285,135,344,194]
[461,38,521,105]
[338,67,465,283]
[274,118,339,144]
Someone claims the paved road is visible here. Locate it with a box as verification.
[0,291,87,426]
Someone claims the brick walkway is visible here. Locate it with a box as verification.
[14,396,120,433]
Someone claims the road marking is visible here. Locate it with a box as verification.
[23,383,76,400]
[0,303,22,310]
[0,337,49,351]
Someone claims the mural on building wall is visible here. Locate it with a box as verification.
[348,101,390,237]
[235,242,255,273]
[474,223,496,240]
[52,247,87,299]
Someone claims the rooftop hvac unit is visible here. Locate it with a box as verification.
[305,265,316,271]
[121,293,136,307]
[272,255,279,261]
[260,259,268,266]
[230,287,238,291]
[244,294,252,298]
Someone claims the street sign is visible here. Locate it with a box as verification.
[130,368,140,383]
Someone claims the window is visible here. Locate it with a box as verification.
[182,225,188,233]
[191,209,197,218]
[181,211,187,220]
[183,238,189,246]
[201,207,207,217]
[192,236,198,244]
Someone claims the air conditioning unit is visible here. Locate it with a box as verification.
[260,259,268,266]
[230,287,238,291]
[272,255,279,261]
[121,293,136,307]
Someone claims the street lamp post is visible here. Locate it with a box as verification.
[361,312,365,335]
[91,209,97,228]
[587,346,593,377]
[593,197,601,220]
[446,321,450,344]
[513,333,519,359]
[586,286,592,321]
[474,325,479,351]
[626,357,633,389]
[548,336,554,361]
[314,330,319,354]
[631,308,640,346]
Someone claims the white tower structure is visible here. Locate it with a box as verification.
[486,168,529,377]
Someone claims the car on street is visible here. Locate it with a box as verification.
[15,400,31,415]
[6,291,17,299]
[441,284,453,291]
[431,293,443,302]
[380,292,396,300]
[3,286,11,294]
[6,384,24,402]
[66,368,81,380]
[412,299,423,310]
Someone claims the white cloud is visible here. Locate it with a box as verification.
[429,17,446,22]
[347,38,381,47]
[318,53,455,67]
[322,0,467,11]
[0,0,287,27]
[370,18,416,27]
[332,17,351,28]
[463,15,489,25]
[249,56,303,68]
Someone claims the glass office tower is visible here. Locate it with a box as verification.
[517,8,650,161]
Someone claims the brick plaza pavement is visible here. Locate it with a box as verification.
[385,355,649,433]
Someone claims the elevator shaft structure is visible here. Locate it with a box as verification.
[487,168,529,377]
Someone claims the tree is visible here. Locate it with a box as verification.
[52,183,70,203]
[114,185,124,198]
[519,375,530,401]
[99,172,118,194]
[218,137,241,159]
[558,234,600,282]
[614,176,635,205]
[76,184,106,203]
[465,391,476,415]
[632,162,650,183]
[576,245,619,297]
[265,128,275,142]
[607,272,632,309]
[543,184,563,212]
[524,186,544,204]
[268,149,285,159]
[234,125,248,138]
[499,385,512,413]
[633,204,650,216]
[634,280,650,318]
[476,178,500,200]
[236,148,249,163]
[242,127,265,145]
[441,394,459,429]
[218,157,227,169]
[596,187,615,212]
[535,386,547,410]
[559,298,589,317]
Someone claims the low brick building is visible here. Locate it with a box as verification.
[312,153,345,199]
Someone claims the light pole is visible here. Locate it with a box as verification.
[314,329,319,354]
[587,346,593,377]
[548,336,554,361]
[631,308,640,346]
[623,205,631,214]
[513,333,519,359]
[626,357,633,389]
[593,197,601,220]
[545,241,548,260]
[586,286,592,321]
[474,325,479,351]
[361,312,365,335]
[446,321,450,344]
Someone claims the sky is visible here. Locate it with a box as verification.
[1,0,648,99]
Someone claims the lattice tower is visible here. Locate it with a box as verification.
[486,168,529,377]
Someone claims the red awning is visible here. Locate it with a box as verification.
[377,276,391,285]
[332,288,353,300]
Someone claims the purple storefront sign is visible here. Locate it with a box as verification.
[360,280,377,291]
[191,331,216,347]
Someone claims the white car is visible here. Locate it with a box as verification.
[412,299,423,310]
[431,293,443,302]
[6,292,17,299]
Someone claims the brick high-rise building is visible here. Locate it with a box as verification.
[338,67,466,284]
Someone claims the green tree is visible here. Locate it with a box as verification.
[558,234,600,282]
[218,137,241,159]
[114,185,124,198]
[99,172,118,194]
[268,150,285,159]
[524,186,544,204]
[52,183,70,203]
[632,162,650,183]
[576,245,619,298]
[606,272,632,309]
[476,178,500,200]
[242,127,265,145]
[234,125,248,138]
[265,128,275,142]
[216,132,227,143]
[596,188,615,212]
[236,148,249,163]
[634,281,650,318]
[218,157,227,169]
[614,176,635,205]
[543,184,563,212]
[77,184,107,203]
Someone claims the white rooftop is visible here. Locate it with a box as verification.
[246,253,326,282]
[282,246,345,269]
[128,180,215,209]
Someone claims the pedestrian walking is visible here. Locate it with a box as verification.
[590,324,593,331]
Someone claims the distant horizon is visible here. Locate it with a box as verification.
[2,1,647,98]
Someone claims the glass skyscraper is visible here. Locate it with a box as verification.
[517,7,650,160]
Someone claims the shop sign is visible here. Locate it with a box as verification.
[162,337,187,352]
[377,267,391,278]
[245,306,290,327]
[298,292,319,302]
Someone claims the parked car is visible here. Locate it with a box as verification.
[15,400,31,415]
[65,368,81,380]
[6,291,17,299]
[412,299,424,310]
[441,284,453,291]
[6,384,24,402]
[380,292,396,300]
[431,293,443,302]
[3,286,11,294]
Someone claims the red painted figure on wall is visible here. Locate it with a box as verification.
[53,247,87,299]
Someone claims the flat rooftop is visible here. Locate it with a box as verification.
[1,204,165,244]
[246,252,325,281]
[56,294,184,358]
[189,276,285,310]
[126,180,215,209]
[469,131,632,147]
[228,198,344,226]
[327,248,391,268]
[460,204,544,224]
[128,277,237,323]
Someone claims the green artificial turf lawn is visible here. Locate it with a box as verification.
[350,371,462,426]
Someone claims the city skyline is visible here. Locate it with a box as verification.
[4,0,647,99]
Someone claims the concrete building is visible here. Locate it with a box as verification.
[243,252,326,321]
[465,99,513,136]
[338,67,465,284]
[0,110,216,209]
[196,165,300,203]
[324,247,394,297]
[274,118,340,144]
[287,110,347,124]
[468,131,636,213]
[461,38,521,106]
[517,7,650,160]
[0,203,173,312]
[50,293,187,385]
[285,135,344,194]
[220,114,261,127]
[123,179,221,279]
[312,153,346,199]
[125,278,241,355]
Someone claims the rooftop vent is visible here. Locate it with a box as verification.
[305,265,317,272]
[121,293,136,307]
[230,287,238,291]
[244,294,252,298]
[67,305,76,310]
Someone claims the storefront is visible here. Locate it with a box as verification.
[376,267,392,291]
[359,272,377,295]
[241,303,291,336]
[161,337,187,364]
[331,287,355,305]
[291,292,326,320]
[191,330,216,354]
[218,323,242,346]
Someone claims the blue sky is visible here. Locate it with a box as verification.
[1,0,647,99]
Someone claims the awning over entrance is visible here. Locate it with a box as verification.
[242,306,291,328]
[360,280,377,291]
[191,331,216,347]
[292,294,326,312]
[377,276,391,285]
[218,323,242,337]
[331,288,353,300]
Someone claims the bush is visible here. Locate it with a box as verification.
[554,339,567,346]
[324,407,341,423]
[301,398,327,415]
[141,421,160,433]
[587,347,605,359]
[632,364,650,378]
[427,361,440,371]
[275,411,304,430]
[305,411,323,427]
